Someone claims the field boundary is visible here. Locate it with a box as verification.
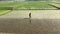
[48,4,60,9]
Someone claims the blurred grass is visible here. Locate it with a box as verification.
[0,2,57,15]
[0,10,11,16]
[0,2,56,10]
[13,2,56,9]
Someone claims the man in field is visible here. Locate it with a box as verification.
[29,12,31,19]
[29,12,31,23]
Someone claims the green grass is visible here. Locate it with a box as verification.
[0,10,11,16]
[0,2,57,15]
[13,2,56,9]
[0,2,15,6]
[0,2,56,10]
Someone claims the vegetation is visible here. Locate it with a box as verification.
[0,1,58,15]
[0,10,11,16]
[15,2,55,10]
[0,2,56,10]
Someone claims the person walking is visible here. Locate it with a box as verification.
[29,12,31,19]
[29,12,31,23]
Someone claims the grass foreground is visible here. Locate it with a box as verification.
[0,10,11,16]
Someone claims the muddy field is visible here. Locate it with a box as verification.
[0,10,60,34]
[1,10,60,19]
[0,18,60,34]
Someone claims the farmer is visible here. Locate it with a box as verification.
[29,12,31,23]
[29,12,31,19]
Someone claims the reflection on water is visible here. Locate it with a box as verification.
[0,18,60,34]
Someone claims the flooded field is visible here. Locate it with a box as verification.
[0,10,60,19]
[0,10,60,34]
[0,18,60,34]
